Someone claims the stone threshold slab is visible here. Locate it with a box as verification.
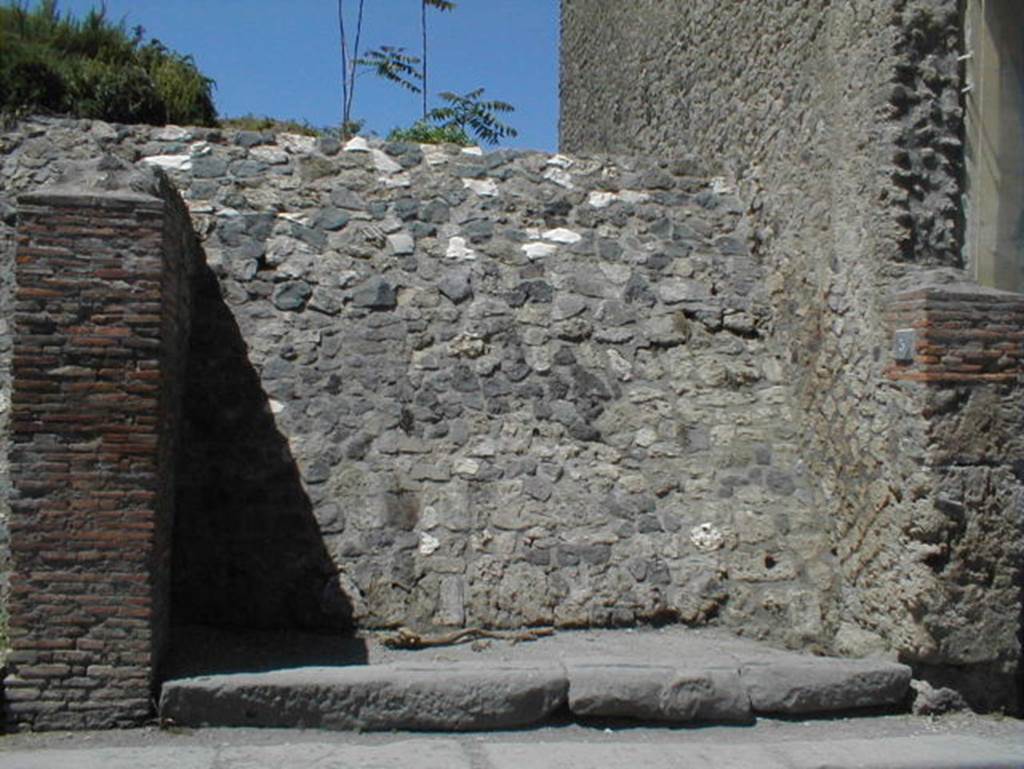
[160,654,911,730]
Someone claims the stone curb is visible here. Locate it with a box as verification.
[160,663,568,731]
[566,663,752,722]
[741,657,913,714]
[160,657,913,730]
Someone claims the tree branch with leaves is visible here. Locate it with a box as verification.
[337,1,518,147]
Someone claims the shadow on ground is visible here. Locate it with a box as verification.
[163,625,368,678]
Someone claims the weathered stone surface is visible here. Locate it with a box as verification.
[910,679,968,716]
[560,0,1023,714]
[482,736,1024,769]
[0,742,472,769]
[0,119,877,671]
[159,664,568,731]
[741,658,912,714]
[567,664,751,723]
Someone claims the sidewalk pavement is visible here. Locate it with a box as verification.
[1,713,1022,769]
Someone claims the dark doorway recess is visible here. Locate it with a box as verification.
[165,263,365,676]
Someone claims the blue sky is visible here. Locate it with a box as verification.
[59,1,560,151]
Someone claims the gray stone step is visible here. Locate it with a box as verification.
[160,663,567,731]
[159,642,912,730]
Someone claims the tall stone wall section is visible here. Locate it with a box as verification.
[561,0,1022,709]
[0,118,832,655]
[1,159,196,729]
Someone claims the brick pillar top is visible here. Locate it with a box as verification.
[886,282,1024,384]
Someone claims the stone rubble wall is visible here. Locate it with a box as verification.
[560,0,1022,710]
[0,118,832,648]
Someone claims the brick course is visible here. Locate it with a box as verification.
[886,285,1024,384]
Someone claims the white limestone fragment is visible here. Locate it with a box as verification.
[279,133,317,154]
[449,334,486,359]
[543,227,582,244]
[250,146,289,165]
[461,145,484,156]
[421,506,441,530]
[154,125,193,141]
[635,428,658,448]
[454,458,480,477]
[190,141,212,157]
[543,166,574,189]
[142,154,192,172]
[462,178,499,197]
[446,237,477,261]
[546,154,573,169]
[618,190,650,204]
[607,349,633,381]
[690,522,725,553]
[418,532,441,556]
[267,399,285,415]
[711,176,735,194]
[344,136,371,152]
[588,189,650,208]
[659,278,707,303]
[522,242,558,260]
[381,173,411,188]
[372,149,403,174]
[423,147,449,165]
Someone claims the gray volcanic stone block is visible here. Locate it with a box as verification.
[352,276,397,309]
[567,664,751,723]
[741,657,912,714]
[272,280,312,311]
[439,269,473,304]
[160,664,568,731]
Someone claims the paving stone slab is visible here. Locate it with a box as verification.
[481,736,1024,769]
[0,741,473,769]
[779,735,1024,769]
[566,663,752,723]
[741,657,912,714]
[159,663,567,731]
[215,739,471,769]
[0,746,215,769]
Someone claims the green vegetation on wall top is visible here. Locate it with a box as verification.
[0,0,217,126]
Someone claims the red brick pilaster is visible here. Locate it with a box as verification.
[4,189,185,730]
[886,284,1024,383]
